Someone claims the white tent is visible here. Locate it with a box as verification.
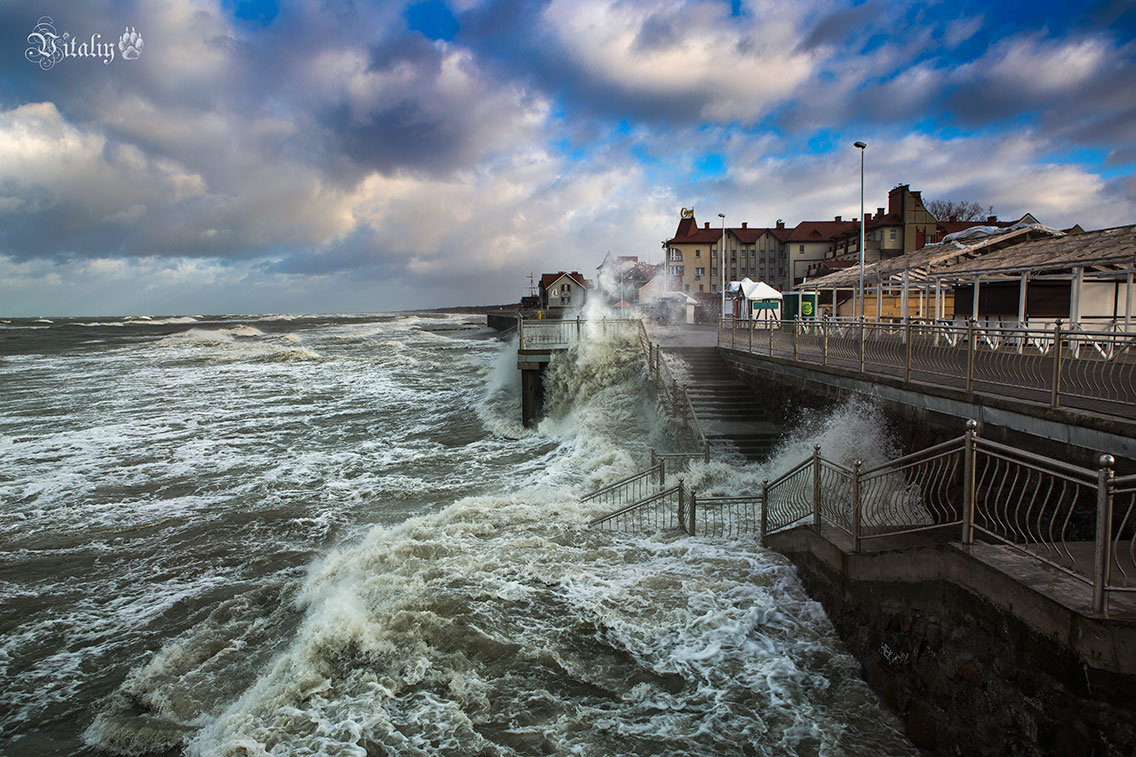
[727,278,782,323]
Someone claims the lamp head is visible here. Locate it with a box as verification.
[717,213,725,218]
[854,141,867,150]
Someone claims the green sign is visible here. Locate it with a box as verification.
[752,302,778,310]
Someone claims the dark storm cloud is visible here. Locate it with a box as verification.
[796,0,886,52]
[261,226,396,277]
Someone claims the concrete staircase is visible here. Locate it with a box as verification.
[664,346,780,462]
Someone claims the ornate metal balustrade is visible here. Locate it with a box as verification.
[587,421,1134,616]
[717,317,1136,415]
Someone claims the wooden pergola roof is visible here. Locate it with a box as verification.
[803,224,1136,292]
[803,224,1066,290]
[931,224,1136,282]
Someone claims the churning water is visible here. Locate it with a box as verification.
[0,313,914,756]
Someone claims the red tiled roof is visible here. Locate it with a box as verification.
[784,220,859,242]
[539,271,588,290]
[667,216,722,244]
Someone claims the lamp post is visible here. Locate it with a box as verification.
[854,141,867,320]
[718,212,726,320]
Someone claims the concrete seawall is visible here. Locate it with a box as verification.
[769,526,1136,754]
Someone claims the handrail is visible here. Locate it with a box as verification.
[579,463,663,504]
[974,436,1099,485]
[640,322,709,457]
[859,435,965,477]
[588,484,684,529]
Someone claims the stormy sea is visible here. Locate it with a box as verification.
[0,312,914,755]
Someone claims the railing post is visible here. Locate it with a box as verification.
[812,444,822,529]
[577,316,581,340]
[689,490,697,536]
[904,319,913,382]
[517,315,524,346]
[1094,454,1115,616]
[768,321,774,356]
[760,479,769,544]
[672,380,679,419]
[966,319,976,393]
[858,317,865,372]
[731,318,736,349]
[851,460,863,552]
[677,479,685,533]
[682,385,691,429]
[823,320,829,367]
[748,320,753,352]
[659,457,665,488]
[962,419,977,545]
[1050,320,1063,408]
[704,440,710,464]
[650,448,656,470]
[792,318,799,361]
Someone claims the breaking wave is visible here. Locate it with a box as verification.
[77,323,912,756]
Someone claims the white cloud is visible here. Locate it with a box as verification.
[541,0,817,122]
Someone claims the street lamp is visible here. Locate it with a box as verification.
[854,141,867,320]
[718,212,726,320]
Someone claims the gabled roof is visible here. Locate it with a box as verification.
[539,271,589,290]
[667,216,722,245]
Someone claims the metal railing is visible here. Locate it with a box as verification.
[588,484,686,532]
[588,421,1135,616]
[638,324,710,459]
[717,317,1136,414]
[579,462,664,509]
[518,316,638,350]
[688,493,763,538]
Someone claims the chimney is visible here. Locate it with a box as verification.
[987,215,997,223]
[704,222,710,229]
[834,216,842,222]
[776,219,784,229]
[877,207,885,217]
[741,222,748,228]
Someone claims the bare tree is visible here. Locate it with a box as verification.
[926,199,993,222]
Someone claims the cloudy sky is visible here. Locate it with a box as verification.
[2,0,1134,316]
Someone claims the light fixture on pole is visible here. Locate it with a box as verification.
[718,213,726,320]
[854,141,867,320]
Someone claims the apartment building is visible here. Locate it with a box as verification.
[664,210,794,294]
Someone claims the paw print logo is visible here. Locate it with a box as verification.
[118,26,143,60]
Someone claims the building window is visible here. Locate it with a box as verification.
[799,244,804,253]
[695,267,705,277]
[685,284,690,292]
[695,249,701,257]
[670,249,683,262]
[699,284,704,292]
[890,228,897,241]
